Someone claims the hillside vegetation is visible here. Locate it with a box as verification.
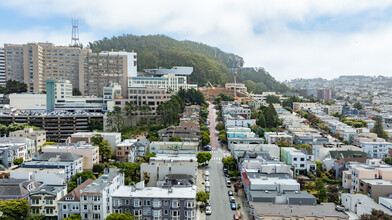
[88,34,290,93]
[88,34,241,86]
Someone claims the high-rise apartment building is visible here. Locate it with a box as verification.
[4,43,89,93]
[0,48,5,86]
[79,51,137,97]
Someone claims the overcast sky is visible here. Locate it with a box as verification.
[1,0,392,81]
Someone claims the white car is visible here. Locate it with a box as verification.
[205,171,209,176]
[205,206,212,215]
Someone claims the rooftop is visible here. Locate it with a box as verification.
[360,179,392,186]
[58,179,95,202]
[33,152,83,162]
[111,185,196,199]
[342,193,392,215]
[250,202,348,218]
[82,168,120,193]
[0,110,103,117]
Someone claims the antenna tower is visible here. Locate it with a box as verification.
[71,18,80,46]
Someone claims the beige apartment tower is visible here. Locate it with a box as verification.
[4,43,137,97]
[5,43,90,93]
[79,51,137,97]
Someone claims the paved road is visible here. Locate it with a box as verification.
[206,103,236,220]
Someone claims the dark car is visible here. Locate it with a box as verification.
[230,202,236,210]
[223,168,228,175]
[228,190,233,196]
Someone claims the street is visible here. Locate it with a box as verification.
[206,103,237,219]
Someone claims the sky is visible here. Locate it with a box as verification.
[1,0,392,81]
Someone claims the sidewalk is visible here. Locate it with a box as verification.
[234,183,251,220]
[196,165,206,220]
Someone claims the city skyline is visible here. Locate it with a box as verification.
[1,1,392,81]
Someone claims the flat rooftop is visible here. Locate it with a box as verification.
[8,168,64,174]
[250,202,348,218]
[360,179,392,186]
[111,185,196,199]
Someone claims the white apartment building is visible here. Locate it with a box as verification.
[9,168,66,185]
[80,168,124,220]
[360,141,392,158]
[128,66,197,93]
[110,182,196,220]
[264,132,294,145]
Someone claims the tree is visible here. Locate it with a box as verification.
[384,157,392,165]
[315,178,327,203]
[277,141,290,147]
[92,135,112,162]
[0,198,30,219]
[72,88,82,96]
[243,80,256,92]
[106,106,125,132]
[63,214,82,220]
[13,158,23,166]
[255,82,268,94]
[371,118,389,139]
[116,162,141,184]
[169,137,182,142]
[196,191,210,203]
[266,95,281,104]
[0,80,28,94]
[143,172,150,184]
[360,209,392,220]
[256,111,266,128]
[106,212,136,220]
[88,119,103,131]
[218,130,227,142]
[68,171,96,192]
[265,104,279,128]
[197,152,212,164]
[327,185,339,203]
[353,101,363,110]
[215,122,225,131]
[222,156,236,170]
[26,214,45,220]
[93,164,106,174]
[201,131,210,146]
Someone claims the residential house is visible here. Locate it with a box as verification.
[360,141,392,158]
[80,168,124,220]
[41,142,99,170]
[341,193,392,217]
[140,154,197,187]
[9,127,46,152]
[57,179,95,219]
[29,185,67,218]
[264,132,293,145]
[0,178,43,201]
[149,142,198,154]
[68,132,121,151]
[22,152,83,181]
[9,168,67,185]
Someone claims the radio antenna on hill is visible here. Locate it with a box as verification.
[71,18,80,46]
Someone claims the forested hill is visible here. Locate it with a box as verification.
[88,34,241,86]
[237,68,291,94]
[88,34,290,93]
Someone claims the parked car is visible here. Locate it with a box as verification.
[229,196,235,203]
[206,206,212,215]
[206,199,211,206]
[223,168,228,175]
[233,214,240,220]
[205,171,209,176]
[230,202,236,210]
[226,180,231,187]
[205,176,209,181]
[228,190,233,196]
[205,186,210,193]
[205,161,209,166]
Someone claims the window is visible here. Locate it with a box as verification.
[31,199,39,205]
[45,199,53,205]
[93,196,101,201]
[134,200,141,207]
[143,200,151,206]
[300,158,305,161]
[172,210,180,216]
[84,205,87,210]
[45,209,53,214]
[164,209,169,215]
[172,200,179,208]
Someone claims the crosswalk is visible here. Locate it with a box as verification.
[212,157,222,161]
